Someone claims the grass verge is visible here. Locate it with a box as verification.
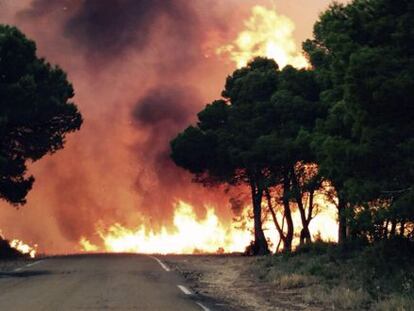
[255,238,414,310]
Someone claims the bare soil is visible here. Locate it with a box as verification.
[165,255,323,311]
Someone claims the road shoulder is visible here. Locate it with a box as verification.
[164,255,323,311]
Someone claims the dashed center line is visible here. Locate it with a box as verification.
[149,256,211,310]
[177,284,192,295]
[150,256,171,272]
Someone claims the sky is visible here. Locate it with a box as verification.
[0,0,348,253]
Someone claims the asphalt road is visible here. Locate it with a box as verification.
[0,254,209,311]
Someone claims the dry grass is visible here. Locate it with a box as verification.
[304,286,370,310]
[373,295,414,311]
[256,239,414,310]
[275,273,315,289]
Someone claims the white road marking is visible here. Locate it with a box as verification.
[150,256,170,272]
[13,260,45,272]
[195,301,211,311]
[150,257,210,310]
[177,285,192,295]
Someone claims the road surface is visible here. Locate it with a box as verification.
[0,254,211,311]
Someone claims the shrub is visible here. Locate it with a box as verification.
[0,237,26,259]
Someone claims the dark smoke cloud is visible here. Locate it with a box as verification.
[18,0,78,18]
[19,0,203,71]
[132,85,203,224]
[133,86,198,127]
[64,0,198,59]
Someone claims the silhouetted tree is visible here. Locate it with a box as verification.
[0,25,82,205]
[256,66,324,249]
[172,59,325,253]
[304,0,414,242]
[172,58,281,255]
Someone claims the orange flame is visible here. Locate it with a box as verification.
[217,5,308,69]
[10,239,37,258]
[80,201,252,254]
[80,198,338,254]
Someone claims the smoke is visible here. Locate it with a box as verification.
[64,0,198,61]
[131,85,212,226]
[133,86,198,127]
[0,0,341,253]
[0,0,254,252]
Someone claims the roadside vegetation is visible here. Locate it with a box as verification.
[0,236,29,259]
[256,239,414,310]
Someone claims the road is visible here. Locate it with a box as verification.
[0,254,210,311]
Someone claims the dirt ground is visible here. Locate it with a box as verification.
[165,255,323,311]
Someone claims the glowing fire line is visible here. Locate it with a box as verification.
[80,198,338,254]
[10,239,37,258]
[80,201,252,254]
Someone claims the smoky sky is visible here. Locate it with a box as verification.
[133,86,198,127]
[132,85,201,172]
[0,0,254,252]
[131,85,207,224]
[19,0,203,69]
[18,0,77,17]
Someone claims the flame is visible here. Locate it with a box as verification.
[10,239,37,258]
[79,197,339,255]
[217,5,308,69]
[80,201,252,254]
[79,237,99,252]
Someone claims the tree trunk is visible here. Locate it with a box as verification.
[290,167,311,245]
[337,197,347,244]
[383,219,390,240]
[390,219,397,237]
[276,215,285,253]
[400,221,405,237]
[305,189,315,243]
[282,172,294,252]
[300,227,312,245]
[250,180,269,256]
[265,187,286,251]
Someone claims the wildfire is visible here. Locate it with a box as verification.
[10,239,37,258]
[80,196,339,255]
[216,5,308,69]
[80,201,252,254]
[79,237,99,252]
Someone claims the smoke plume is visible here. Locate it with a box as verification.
[0,0,343,253]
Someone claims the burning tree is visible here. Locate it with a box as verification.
[0,25,82,205]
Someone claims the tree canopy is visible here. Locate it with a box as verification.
[172,58,324,253]
[172,58,281,255]
[304,0,414,241]
[0,25,82,205]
